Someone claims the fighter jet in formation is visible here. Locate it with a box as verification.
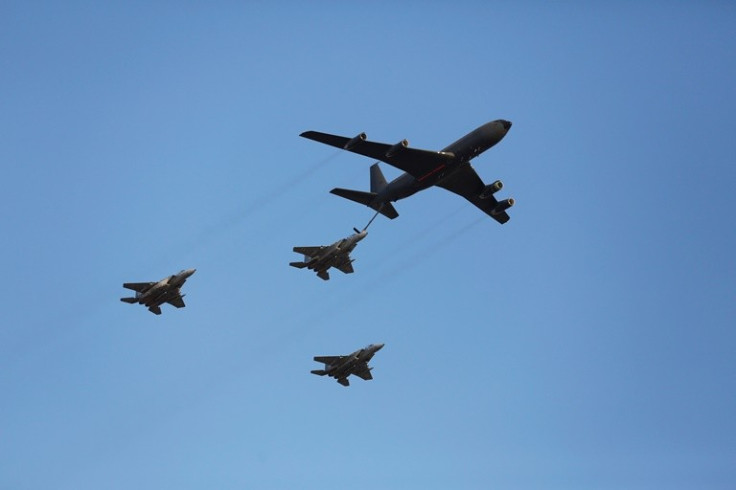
[290,227,367,281]
[311,343,384,387]
[120,268,196,315]
[300,119,515,224]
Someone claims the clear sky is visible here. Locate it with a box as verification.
[1,2,735,489]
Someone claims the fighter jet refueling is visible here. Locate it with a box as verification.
[117,119,516,391]
[290,227,367,281]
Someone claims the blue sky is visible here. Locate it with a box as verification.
[1,2,735,489]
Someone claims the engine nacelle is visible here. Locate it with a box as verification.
[343,132,366,150]
[492,198,515,215]
[479,180,503,199]
[385,139,409,158]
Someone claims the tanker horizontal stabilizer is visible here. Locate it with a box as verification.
[330,188,398,219]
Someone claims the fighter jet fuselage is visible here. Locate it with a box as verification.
[120,268,196,315]
[290,230,367,281]
[311,343,384,387]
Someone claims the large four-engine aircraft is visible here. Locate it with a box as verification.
[300,119,515,224]
[120,268,196,315]
[311,343,384,387]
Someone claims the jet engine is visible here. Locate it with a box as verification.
[385,139,409,158]
[479,180,503,199]
[344,132,366,150]
[492,198,515,215]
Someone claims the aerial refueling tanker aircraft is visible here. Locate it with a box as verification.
[300,119,514,224]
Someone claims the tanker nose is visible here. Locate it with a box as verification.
[501,120,512,131]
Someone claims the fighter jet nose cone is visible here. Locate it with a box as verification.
[501,120,512,131]
[375,343,385,350]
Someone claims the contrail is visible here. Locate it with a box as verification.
[370,213,485,286]
[279,207,482,330]
[149,151,342,269]
[204,150,342,234]
[238,150,341,221]
[371,203,467,268]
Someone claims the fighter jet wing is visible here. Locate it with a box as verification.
[353,364,373,381]
[122,282,155,293]
[314,355,344,364]
[436,164,511,224]
[293,246,324,257]
[335,261,355,274]
[166,296,186,308]
[300,131,455,180]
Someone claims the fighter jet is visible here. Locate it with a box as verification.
[311,343,385,387]
[120,268,196,315]
[290,227,367,281]
[300,120,515,224]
